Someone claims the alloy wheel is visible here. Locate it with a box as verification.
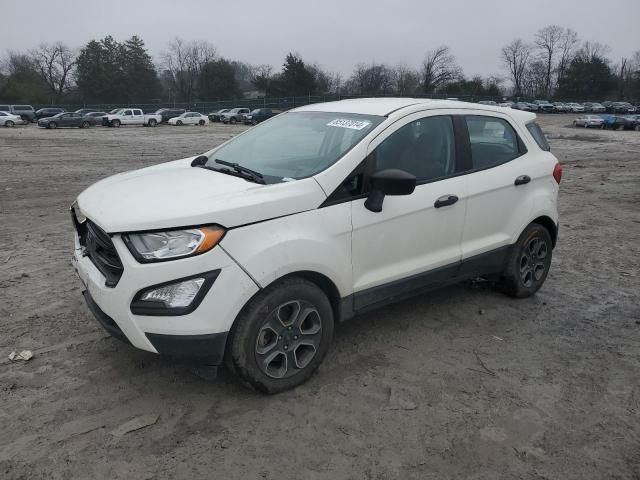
[519,237,548,288]
[254,300,322,379]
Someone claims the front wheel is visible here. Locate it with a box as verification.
[148,119,157,127]
[176,120,183,126]
[199,120,205,126]
[230,117,237,124]
[498,223,552,298]
[5,120,14,127]
[81,121,90,129]
[112,119,121,128]
[49,122,57,129]
[227,278,334,394]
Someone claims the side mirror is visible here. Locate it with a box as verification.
[364,169,416,212]
[191,155,209,167]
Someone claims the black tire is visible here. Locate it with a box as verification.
[498,223,553,298]
[5,120,14,127]
[112,119,121,128]
[49,122,57,129]
[230,117,237,124]
[176,120,183,126]
[199,119,205,126]
[635,125,640,132]
[227,277,334,394]
[81,121,90,129]
[148,119,157,127]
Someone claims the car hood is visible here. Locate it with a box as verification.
[77,157,327,233]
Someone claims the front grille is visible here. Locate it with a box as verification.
[77,219,124,287]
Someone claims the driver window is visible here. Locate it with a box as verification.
[374,115,456,182]
[124,110,132,116]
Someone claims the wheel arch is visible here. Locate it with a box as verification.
[531,215,558,248]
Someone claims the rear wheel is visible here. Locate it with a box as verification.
[112,119,121,128]
[5,120,14,127]
[49,122,57,129]
[635,125,640,131]
[230,117,237,124]
[498,223,552,298]
[81,121,90,129]
[227,278,334,394]
[199,119,205,126]
[148,119,157,127]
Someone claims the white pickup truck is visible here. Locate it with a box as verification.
[101,108,162,127]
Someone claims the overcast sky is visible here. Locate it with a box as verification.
[3,0,639,78]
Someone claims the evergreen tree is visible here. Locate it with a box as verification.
[199,59,242,99]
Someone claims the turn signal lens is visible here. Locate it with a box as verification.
[553,163,562,184]
[196,226,226,254]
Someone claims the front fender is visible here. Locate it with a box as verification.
[220,204,353,298]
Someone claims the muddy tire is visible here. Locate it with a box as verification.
[227,278,334,394]
[498,223,553,298]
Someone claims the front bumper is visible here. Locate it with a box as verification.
[72,222,259,362]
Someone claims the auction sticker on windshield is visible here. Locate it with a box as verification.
[327,118,371,130]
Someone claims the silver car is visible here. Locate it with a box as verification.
[573,115,604,128]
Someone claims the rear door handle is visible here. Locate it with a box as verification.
[434,194,459,208]
[514,175,531,186]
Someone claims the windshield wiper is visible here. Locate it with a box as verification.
[214,159,265,184]
[197,163,265,185]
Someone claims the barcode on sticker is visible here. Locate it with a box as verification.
[327,119,371,130]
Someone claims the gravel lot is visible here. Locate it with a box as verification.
[1,115,639,479]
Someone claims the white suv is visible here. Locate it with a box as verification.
[72,98,561,393]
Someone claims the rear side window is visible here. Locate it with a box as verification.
[465,116,521,170]
[526,122,550,151]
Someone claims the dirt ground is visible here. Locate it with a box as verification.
[0,114,639,480]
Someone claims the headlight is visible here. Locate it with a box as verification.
[123,226,225,262]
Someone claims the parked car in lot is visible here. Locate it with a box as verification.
[35,107,65,119]
[101,108,162,127]
[71,98,561,393]
[573,115,604,128]
[534,100,554,113]
[603,101,635,114]
[154,108,187,123]
[207,109,230,122]
[38,112,97,129]
[478,100,497,106]
[527,102,540,112]
[167,112,209,126]
[513,102,532,111]
[83,112,108,122]
[244,108,277,125]
[552,102,569,113]
[622,115,640,131]
[499,101,514,108]
[0,111,24,127]
[0,104,37,122]
[600,115,629,130]
[221,107,250,124]
[582,102,606,113]
[566,102,585,113]
[74,108,97,116]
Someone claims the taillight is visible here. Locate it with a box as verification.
[553,163,562,184]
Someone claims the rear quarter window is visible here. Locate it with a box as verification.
[526,122,550,151]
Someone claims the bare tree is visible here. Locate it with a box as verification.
[420,46,461,93]
[556,29,579,87]
[577,41,611,61]
[501,39,531,96]
[346,63,395,95]
[30,42,76,97]
[534,25,564,97]
[394,64,419,95]
[161,37,216,101]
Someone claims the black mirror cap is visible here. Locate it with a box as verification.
[364,169,416,212]
[370,169,416,196]
[191,155,209,167]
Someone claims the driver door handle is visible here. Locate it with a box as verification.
[514,175,531,186]
[434,194,459,208]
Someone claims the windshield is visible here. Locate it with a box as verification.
[204,111,383,183]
